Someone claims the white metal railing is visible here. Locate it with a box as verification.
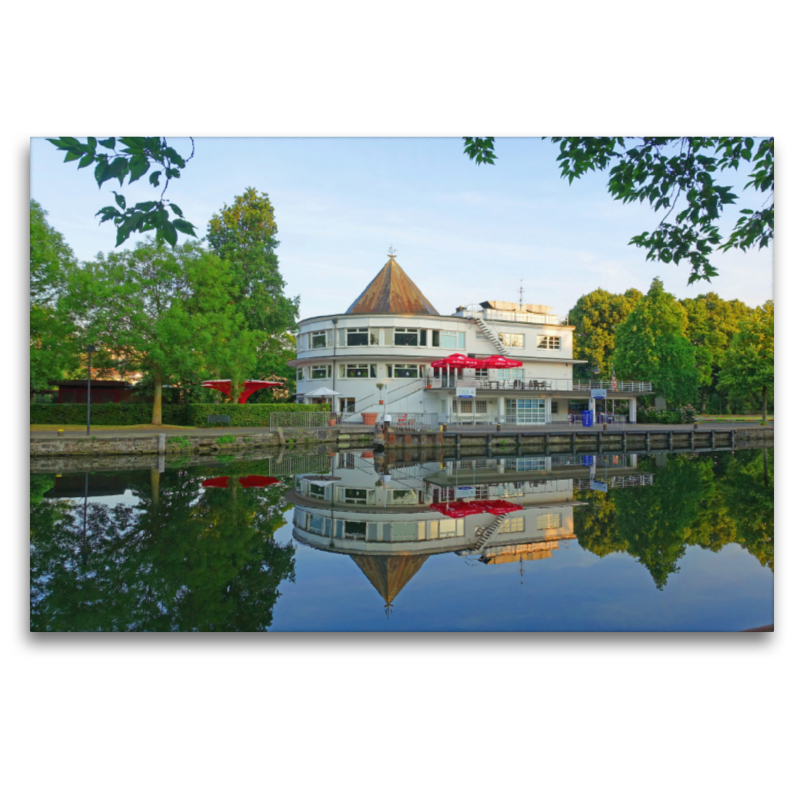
[455,306,561,325]
[270,411,331,429]
[425,377,652,393]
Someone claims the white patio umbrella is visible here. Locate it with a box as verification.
[302,386,341,411]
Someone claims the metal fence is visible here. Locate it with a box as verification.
[270,411,331,429]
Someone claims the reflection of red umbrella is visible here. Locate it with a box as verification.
[431,501,481,518]
[431,499,524,518]
[430,354,483,369]
[201,379,284,404]
[202,476,230,488]
[479,355,524,369]
[237,475,281,488]
[471,499,524,515]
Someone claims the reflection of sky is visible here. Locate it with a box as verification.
[271,515,773,632]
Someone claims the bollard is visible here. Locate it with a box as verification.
[603,422,607,431]
[57,429,64,437]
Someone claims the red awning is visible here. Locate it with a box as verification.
[201,379,284,403]
[470,499,524,515]
[430,353,483,369]
[479,355,524,368]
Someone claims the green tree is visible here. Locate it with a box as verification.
[46,137,197,246]
[614,278,700,405]
[568,288,642,379]
[463,137,773,284]
[680,293,752,412]
[718,301,774,423]
[207,188,299,386]
[30,200,80,391]
[66,240,249,423]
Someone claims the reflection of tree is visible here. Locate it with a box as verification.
[30,468,295,631]
[718,449,774,570]
[574,451,774,589]
[574,490,626,558]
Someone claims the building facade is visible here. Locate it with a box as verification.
[292,254,652,424]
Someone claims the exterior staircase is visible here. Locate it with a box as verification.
[471,515,505,552]
[476,317,511,356]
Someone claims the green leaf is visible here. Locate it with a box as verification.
[162,220,178,247]
[78,153,94,169]
[99,137,116,149]
[169,203,184,218]
[63,150,82,163]
[149,170,161,187]
[113,191,126,210]
[133,201,158,211]
[173,219,197,236]
[128,154,150,183]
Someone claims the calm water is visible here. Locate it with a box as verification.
[30,447,774,632]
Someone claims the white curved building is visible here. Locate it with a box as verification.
[292,254,652,424]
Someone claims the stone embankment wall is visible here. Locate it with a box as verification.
[30,427,374,459]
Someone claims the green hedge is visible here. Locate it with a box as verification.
[187,403,328,427]
[31,402,326,427]
[30,403,188,425]
[639,406,696,424]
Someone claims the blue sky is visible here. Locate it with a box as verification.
[30,137,773,321]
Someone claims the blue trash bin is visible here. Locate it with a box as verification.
[582,410,594,427]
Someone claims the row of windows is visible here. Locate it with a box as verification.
[297,363,423,380]
[297,511,465,541]
[299,327,467,350]
[301,327,562,352]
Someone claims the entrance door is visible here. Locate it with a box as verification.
[507,398,546,424]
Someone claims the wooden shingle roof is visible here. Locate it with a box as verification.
[346,255,439,315]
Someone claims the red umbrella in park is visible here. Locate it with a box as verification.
[201,379,284,404]
[479,355,524,369]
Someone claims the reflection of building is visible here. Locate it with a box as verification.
[290,253,652,424]
[289,451,651,610]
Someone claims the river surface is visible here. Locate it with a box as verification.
[30,447,773,631]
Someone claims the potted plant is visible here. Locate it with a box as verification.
[376,382,386,405]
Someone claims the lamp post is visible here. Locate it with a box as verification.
[86,344,97,436]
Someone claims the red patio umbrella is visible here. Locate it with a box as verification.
[201,379,284,404]
[430,354,483,369]
[479,355,524,368]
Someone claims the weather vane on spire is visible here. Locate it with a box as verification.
[388,245,397,257]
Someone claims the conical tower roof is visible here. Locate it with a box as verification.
[350,554,429,608]
[346,254,439,315]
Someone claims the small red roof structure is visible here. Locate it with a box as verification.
[430,353,483,369]
[201,379,284,404]
[479,355,524,369]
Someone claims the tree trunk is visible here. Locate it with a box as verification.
[152,375,163,425]
[762,386,767,425]
[763,447,769,488]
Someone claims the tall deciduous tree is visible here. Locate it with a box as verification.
[680,293,752,411]
[568,288,642,379]
[66,240,248,423]
[614,278,700,405]
[718,301,774,423]
[30,200,80,391]
[207,188,299,388]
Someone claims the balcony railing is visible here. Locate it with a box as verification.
[455,306,561,325]
[425,377,653,393]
